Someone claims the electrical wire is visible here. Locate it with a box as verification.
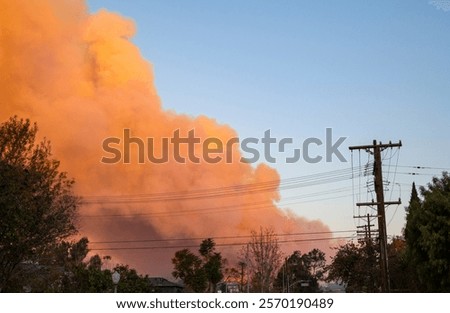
[79,187,359,219]
[80,166,366,205]
[90,229,356,245]
[393,165,450,171]
[90,236,356,251]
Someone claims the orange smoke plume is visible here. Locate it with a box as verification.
[0,0,332,277]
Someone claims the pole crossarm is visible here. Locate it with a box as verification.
[356,200,401,207]
[349,141,402,151]
[353,215,379,218]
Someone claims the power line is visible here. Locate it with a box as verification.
[79,187,360,218]
[79,164,446,207]
[89,229,356,245]
[80,166,366,205]
[90,236,355,251]
[396,172,440,176]
[391,165,450,171]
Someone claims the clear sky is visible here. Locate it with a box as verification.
[87,0,450,238]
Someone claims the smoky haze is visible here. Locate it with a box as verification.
[0,0,333,277]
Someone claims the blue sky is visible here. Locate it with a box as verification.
[87,0,450,237]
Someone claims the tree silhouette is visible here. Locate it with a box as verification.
[0,116,79,291]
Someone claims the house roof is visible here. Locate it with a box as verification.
[148,277,183,288]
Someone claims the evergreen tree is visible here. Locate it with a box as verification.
[405,174,450,292]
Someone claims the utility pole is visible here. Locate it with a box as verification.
[349,140,402,292]
[239,261,245,293]
[355,213,377,291]
[246,244,250,293]
[356,213,376,241]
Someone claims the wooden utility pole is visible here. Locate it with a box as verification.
[239,261,245,293]
[350,140,402,292]
[356,213,376,240]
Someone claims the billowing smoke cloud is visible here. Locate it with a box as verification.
[0,0,332,277]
